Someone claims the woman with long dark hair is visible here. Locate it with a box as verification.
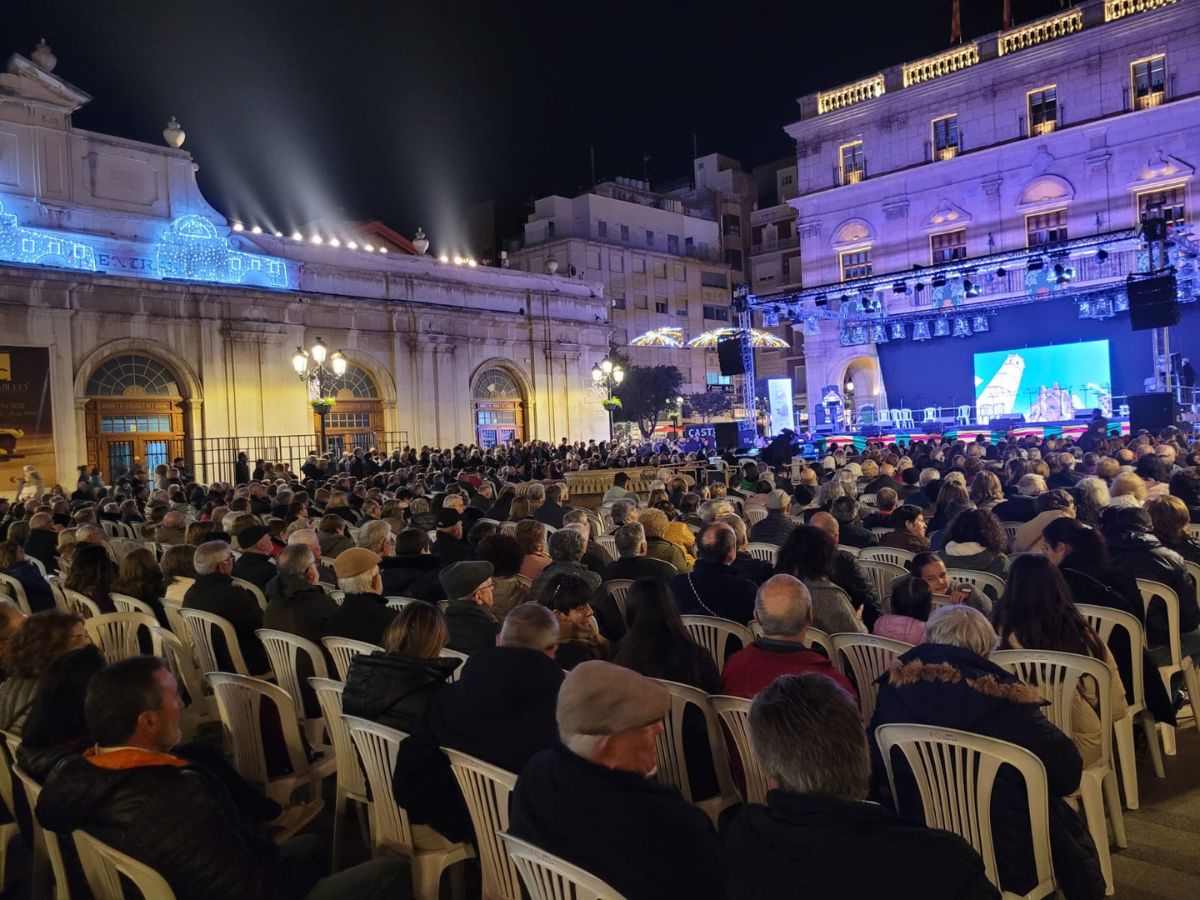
[17,643,106,779]
[937,508,1010,579]
[993,554,1127,766]
[611,577,719,692]
[776,526,865,634]
[62,544,117,613]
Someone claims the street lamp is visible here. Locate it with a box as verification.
[292,337,347,455]
[592,354,625,441]
[672,396,684,440]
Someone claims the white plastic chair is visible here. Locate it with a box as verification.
[859,546,915,568]
[498,833,624,900]
[62,588,103,619]
[680,615,754,674]
[830,633,912,724]
[710,695,769,805]
[154,626,214,738]
[0,744,18,894]
[990,649,1127,894]
[897,409,915,428]
[1000,522,1021,551]
[10,763,70,900]
[74,829,177,900]
[385,596,422,612]
[594,534,618,561]
[1135,578,1200,756]
[876,724,1057,899]
[744,542,779,564]
[1077,603,1165,808]
[837,544,861,557]
[857,560,908,608]
[439,647,469,683]
[232,577,268,612]
[207,672,335,806]
[110,592,159,619]
[946,568,1006,604]
[0,573,32,615]
[922,406,937,422]
[957,404,973,425]
[257,628,329,745]
[604,579,634,620]
[743,507,767,527]
[804,627,835,660]
[84,612,163,664]
[309,677,368,872]
[343,715,474,900]
[651,678,740,826]
[444,749,522,900]
[25,555,48,578]
[322,636,384,681]
[178,608,253,676]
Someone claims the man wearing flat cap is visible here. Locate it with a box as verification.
[509,660,724,900]
[440,560,500,654]
[325,547,398,647]
[431,507,472,568]
[231,524,277,589]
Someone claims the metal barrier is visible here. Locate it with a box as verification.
[186,431,410,485]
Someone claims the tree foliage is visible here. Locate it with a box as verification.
[684,390,732,423]
[613,365,685,439]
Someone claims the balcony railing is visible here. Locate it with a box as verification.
[999,8,1083,56]
[1030,119,1057,136]
[1106,0,1178,21]
[842,168,865,186]
[935,145,959,161]
[902,44,980,87]
[1135,90,1166,110]
[751,235,800,255]
[817,74,885,114]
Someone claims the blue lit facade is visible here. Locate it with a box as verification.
[155,214,288,289]
[0,200,97,272]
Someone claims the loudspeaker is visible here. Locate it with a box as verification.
[860,424,889,437]
[990,414,1026,432]
[1128,274,1179,331]
[717,336,746,375]
[714,421,741,449]
[1128,393,1179,432]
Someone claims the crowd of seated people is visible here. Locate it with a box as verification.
[0,428,1198,897]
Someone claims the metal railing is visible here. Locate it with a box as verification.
[186,430,411,485]
[751,235,800,255]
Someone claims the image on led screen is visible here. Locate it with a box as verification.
[974,340,1112,423]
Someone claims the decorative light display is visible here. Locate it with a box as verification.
[687,328,790,348]
[952,317,972,338]
[870,323,889,343]
[933,318,951,337]
[912,320,932,341]
[630,327,684,348]
[804,317,820,336]
[155,214,288,289]
[971,315,990,332]
[0,200,97,272]
[890,321,907,340]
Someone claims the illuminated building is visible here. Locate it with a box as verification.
[0,44,610,485]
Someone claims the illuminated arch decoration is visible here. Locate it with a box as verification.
[687,328,789,349]
[155,214,288,289]
[85,354,181,397]
[630,327,684,347]
[0,200,97,272]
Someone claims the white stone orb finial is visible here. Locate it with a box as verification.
[546,257,559,275]
[32,39,57,73]
[412,227,430,255]
[163,117,186,148]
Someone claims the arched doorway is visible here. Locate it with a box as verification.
[311,364,384,456]
[84,354,188,481]
[472,366,526,448]
[840,355,884,426]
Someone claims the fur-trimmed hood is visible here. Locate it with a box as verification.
[883,658,1045,704]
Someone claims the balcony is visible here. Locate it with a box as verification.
[1135,90,1166,110]
[842,169,865,186]
[751,235,800,256]
[1106,0,1178,22]
[999,8,1083,56]
[935,145,959,161]
[902,44,980,87]
[817,74,885,114]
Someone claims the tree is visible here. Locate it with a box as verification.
[613,365,685,439]
[684,390,732,423]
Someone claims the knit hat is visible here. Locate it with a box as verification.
[332,547,382,579]
[557,660,670,738]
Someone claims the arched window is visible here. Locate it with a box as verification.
[328,364,380,399]
[85,354,181,397]
[473,367,523,401]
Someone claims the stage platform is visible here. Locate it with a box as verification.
[812,418,1131,450]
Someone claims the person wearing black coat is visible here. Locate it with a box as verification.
[748,496,798,547]
[23,522,60,575]
[262,551,340,717]
[670,556,758,623]
[326,592,398,647]
[380,554,445,602]
[343,651,459,732]
[391,638,564,842]
[234,453,251,486]
[869,616,1104,900]
[183,553,270,676]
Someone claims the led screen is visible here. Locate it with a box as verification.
[973,340,1111,423]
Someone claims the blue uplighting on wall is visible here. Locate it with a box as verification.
[0,200,97,272]
[155,215,288,289]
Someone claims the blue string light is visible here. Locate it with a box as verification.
[0,200,97,271]
[155,215,288,288]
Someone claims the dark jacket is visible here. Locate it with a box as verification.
[510,744,724,900]
[532,501,568,530]
[531,560,602,603]
[262,580,339,716]
[601,556,676,583]
[837,521,879,550]
[864,475,905,495]
[878,530,931,553]
[3,560,55,612]
[832,550,882,629]
[182,573,269,675]
[23,529,59,574]
[1105,529,1199,644]
[444,599,500,654]
[670,558,758,622]
[724,790,998,900]
[326,592,398,647]
[343,651,459,732]
[992,495,1038,523]
[231,552,275,590]
[392,646,563,841]
[732,551,774,585]
[35,748,317,900]
[380,554,446,602]
[869,643,1103,900]
[748,510,798,546]
[234,460,251,485]
[431,532,472,567]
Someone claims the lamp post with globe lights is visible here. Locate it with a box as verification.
[671,396,684,440]
[592,356,625,441]
[292,338,347,455]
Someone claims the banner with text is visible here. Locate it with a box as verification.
[0,347,54,499]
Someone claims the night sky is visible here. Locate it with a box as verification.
[6,0,1067,253]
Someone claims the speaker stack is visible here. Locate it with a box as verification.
[1128,393,1179,432]
[1127,274,1179,331]
[717,335,746,376]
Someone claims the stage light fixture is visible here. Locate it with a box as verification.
[995,267,1006,278]
[893,281,908,294]
[232,222,244,232]
[814,294,827,307]
[1096,248,1109,263]
[250,225,262,234]
[931,275,947,288]
[861,296,871,312]
[1027,256,1044,271]
[914,282,925,293]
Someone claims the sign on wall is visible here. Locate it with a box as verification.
[767,378,794,436]
[0,347,54,499]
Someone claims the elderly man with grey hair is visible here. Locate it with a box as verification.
[724,672,996,898]
[715,512,773,585]
[356,519,394,557]
[607,497,639,534]
[182,540,269,676]
[600,522,676,583]
[530,526,601,603]
[869,605,1101,899]
[286,528,336,585]
[698,498,735,524]
[154,509,188,545]
[262,543,339,713]
[74,523,105,546]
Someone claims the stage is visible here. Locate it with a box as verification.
[809,417,1132,451]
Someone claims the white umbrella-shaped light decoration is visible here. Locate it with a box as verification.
[686,328,789,349]
[629,327,684,348]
